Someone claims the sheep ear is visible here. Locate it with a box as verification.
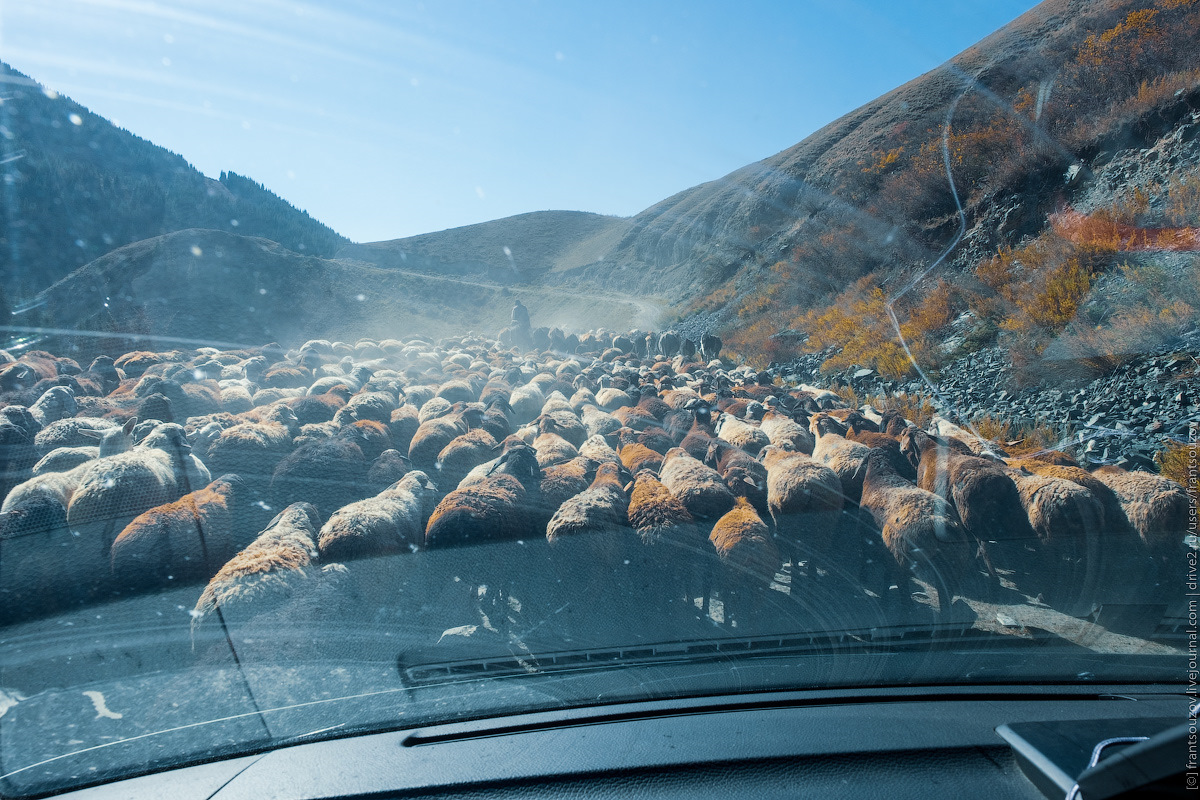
[122,417,138,436]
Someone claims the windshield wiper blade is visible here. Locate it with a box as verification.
[397,624,1051,686]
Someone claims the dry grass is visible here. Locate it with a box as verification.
[1155,441,1198,506]
[972,414,1070,457]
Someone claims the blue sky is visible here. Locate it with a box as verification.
[2,0,1039,242]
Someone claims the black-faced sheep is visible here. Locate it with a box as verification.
[705,439,769,518]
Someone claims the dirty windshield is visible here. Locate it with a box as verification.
[0,0,1196,796]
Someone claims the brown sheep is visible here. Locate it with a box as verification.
[809,414,872,504]
[317,470,440,561]
[707,497,781,627]
[860,449,971,612]
[659,447,736,521]
[1001,465,1104,613]
[704,439,769,518]
[901,427,1027,573]
[435,428,498,490]
[192,502,322,628]
[619,442,663,475]
[1091,466,1189,557]
[756,445,843,567]
[408,405,484,469]
[110,474,261,593]
[545,462,630,544]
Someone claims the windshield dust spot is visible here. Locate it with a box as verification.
[0,689,27,720]
[81,691,123,720]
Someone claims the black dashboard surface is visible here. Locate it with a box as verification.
[54,684,1187,800]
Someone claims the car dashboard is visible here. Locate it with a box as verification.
[52,682,1188,800]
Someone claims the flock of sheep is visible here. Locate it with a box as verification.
[0,328,1189,648]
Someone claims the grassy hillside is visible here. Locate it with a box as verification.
[0,63,347,301]
[342,211,632,281]
[664,0,1200,377]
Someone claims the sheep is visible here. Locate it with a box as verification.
[507,382,546,425]
[388,404,421,454]
[32,446,99,476]
[28,385,77,427]
[579,404,621,439]
[545,462,630,544]
[479,397,515,441]
[859,449,972,613]
[532,427,579,468]
[220,384,254,414]
[659,447,736,521]
[704,439,769,518]
[758,408,814,455]
[537,410,587,448]
[288,385,352,425]
[929,416,1007,460]
[424,472,536,550]
[1001,465,1104,612]
[619,442,664,475]
[713,412,771,457]
[334,391,397,426]
[707,497,781,627]
[595,386,635,411]
[1,460,91,516]
[317,470,440,561]
[842,411,914,481]
[205,404,299,490]
[0,492,77,621]
[679,404,719,460]
[579,434,621,468]
[67,423,212,556]
[899,427,1025,583]
[625,469,712,612]
[1090,467,1189,557]
[109,474,266,593]
[435,428,499,490]
[408,405,483,469]
[33,416,117,455]
[0,409,42,502]
[756,445,843,567]
[809,414,872,504]
[192,502,323,627]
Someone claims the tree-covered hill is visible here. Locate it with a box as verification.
[0,62,347,301]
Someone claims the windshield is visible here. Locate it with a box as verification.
[0,0,1195,795]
